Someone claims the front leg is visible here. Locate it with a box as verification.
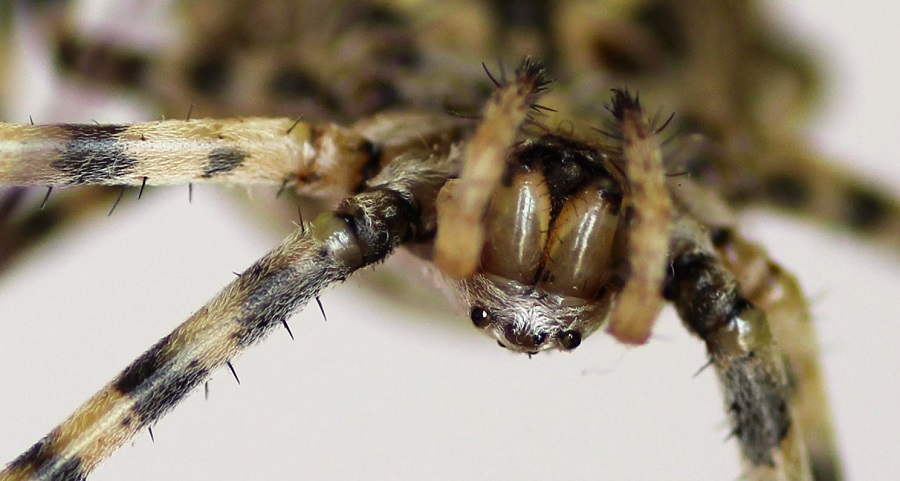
[664,217,814,481]
[0,148,456,481]
[713,229,842,481]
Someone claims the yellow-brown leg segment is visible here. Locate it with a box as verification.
[604,90,672,345]
[713,228,843,481]
[0,111,465,199]
[0,119,374,192]
[665,217,811,481]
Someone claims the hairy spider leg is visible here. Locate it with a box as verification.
[714,229,842,481]
[665,214,812,481]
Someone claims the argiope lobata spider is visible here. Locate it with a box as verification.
[0,1,898,480]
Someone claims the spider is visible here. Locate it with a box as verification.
[0,1,898,480]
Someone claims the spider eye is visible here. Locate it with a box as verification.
[470,306,491,328]
[532,332,548,346]
[558,330,582,350]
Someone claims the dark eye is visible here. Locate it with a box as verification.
[559,330,582,350]
[532,332,548,346]
[469,306,491,328]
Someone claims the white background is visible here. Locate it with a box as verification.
[0,1,898,480]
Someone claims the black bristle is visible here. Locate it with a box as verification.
[607,88,642,121]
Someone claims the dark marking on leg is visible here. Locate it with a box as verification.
[129,364,210,425]
[53,456,86,481]
[9,437,57,475]
[665,246,794,468]
[269,67,339,110]
[7,434,88,480]
[148,426,155,443]
[709,227,734,248]
[232,266,303,347]
[186,52,230,95]
[51,125,139,184]
[844,186,889,232]
[115,335,170,394]
[55,34,148,89]
[663,253,737,336]
[201,147,247,178]
[353,77,404,114]
[633,0,687,59]
[764,173,810,209]
[336,188,418,263]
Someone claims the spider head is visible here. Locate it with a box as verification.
[459,273,612,354]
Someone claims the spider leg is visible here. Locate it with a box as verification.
[604,90,673,345]
[665,214,813,481]
[433,59,549,278]
[0,119,378,192]
[17,0,442,121]
[714,228,842,481]
[673,128,899,255]
[0,144,457,480]
[740,142,900,256]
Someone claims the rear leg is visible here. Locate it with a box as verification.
[20,0,487,121]
[743,142,900,254]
